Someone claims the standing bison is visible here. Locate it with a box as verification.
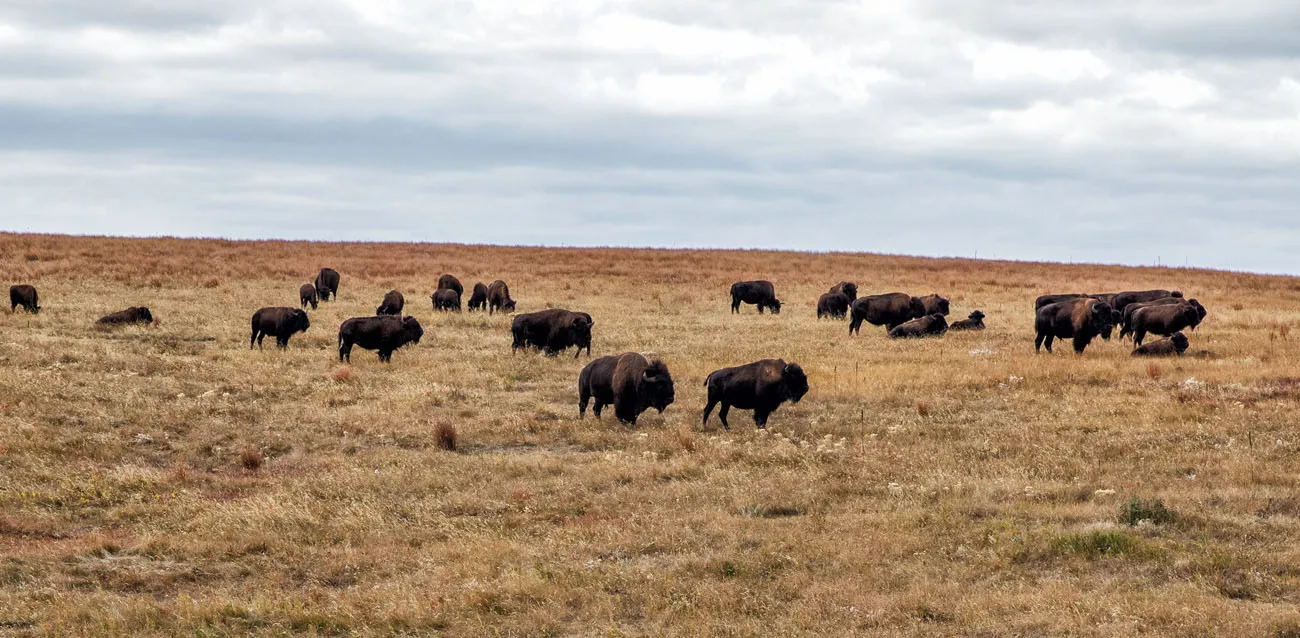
[888,313,948,338]
[848,293,924,335]
[9,285,39,313]
[702,359,808,430]
[437,274,464,297]
[730,280,781,314]
[1120,298,1204,340]
[488,280,516,315]
[250,307,310,349]
[432,288,461,312]
[1133,332,1190,357]
[1131,301,1204,347]
[817,292,851,319]
[1034,298,1116,354]
[467,282,488,312]
[1110,289,1181,312]
[918,294,950,316]
[578,352,675,425]
[338,315,423,363]
[829,282,858,301]
[97,307,154,325]
[299,283,318,310]
[511,308,593,358]
[315,268,340,301]
[949,310,986,331]
[376,290,405,315]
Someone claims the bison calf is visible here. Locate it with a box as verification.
[9,284,39,313]
[888,313,948,338]
[250,307,310,349]
[467,282,488,312]
[702,359,808,430]
[511,308,593,358]
[578,352,675,425]
[376,290,405,315]
[432,288,461,312]
[1133,332,1189,357]
[730,280,781,314]
[300,283,318,310]
[338,315,423,363]
[816,292,850,319]
[488,280,516,314]
[97,307,154,325]
[949,310,986,331]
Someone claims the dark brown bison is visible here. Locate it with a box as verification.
[467,282,488,312]
[1131,301,1204,347]
[250,307,310,349]
[97,307,154,325]
[9,285,38,313]
[299,283,318,310]
[488,280,516,315]
[511,308,593,358]
[949,310,986,331]
[816,292,851,319]
[1111,289,1181,312]
[1034,298,1116,354]
[848,293,924,334]
[829,282,858,301]
[376,290,405,315]
[432,288,461,312]
[917,294,950,316]
[315,268,340,301]
[338,315,423,363]
[889,313,948,338]
[1035,293,1088,310]
[1119,297,1200,339]
[437,274,463,296]
[1133,332,1189,357]
[702,359,808,430]
[730,280,781,314]
[578,352,675,424]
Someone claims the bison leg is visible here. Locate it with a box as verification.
[1073,335,1092,354]
[702,397,717,427]
[1133,330,1146,348]
[250,329,259,350]
[753,407,771,429]
[592,400,604,419]
[276,335,288,349]
[339,339,352,363]
[1034,332,1045,353]
[717,403,731,430]
[849,316,861,335]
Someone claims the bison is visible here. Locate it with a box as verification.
[437,274,464,297]
[829,282,858,301]
[1132,332,1189,357]
[1034,298,1116,354]
[949,310,986,331]
[488,280,516,315]
[338,315,423,363]
[578,352,675,425]
[1110,289,1181,312]
[889,313,948,338]
[511,309,593,358]
[467,282,488,312]
[730,280,781,314]
[1118,297,1194,339]
[250,307,310,349]
[432,288,461,312]
[848,293,924,335]
[97,307,154,325]
[299,283,318,310]
[376,290,405,315]
[315,268,340,301]
[9,285,38,313]
[702,359,808,430]
[1131,301,1203,347]
[816,292,851,320]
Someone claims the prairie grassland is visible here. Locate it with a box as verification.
[3,232,1300,636]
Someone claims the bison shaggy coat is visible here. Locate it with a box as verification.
[702,359,808,430]
[730,280,781,314]
[376,290,405,315]
[829,282,858,301]
[1034,298,1116,354]
[299,283,318,310]
[1131,301,1203,347]
[437,274,464,296]
[98,307,154,325]
[889,313,948,338]
[578,352,675,424]
[467,282,488,312]
[1133,332,1189,357]
[511,308,593,358]
[250,307,310,349]
[816,292,851,319]
[314,268,340,301]
[432,288,461,312]
[848,293,924,335]
[9,285,38,313]
[338,315,423,363]
[917,294,950,316]
[488,280,516,314]
[949,310,986,331]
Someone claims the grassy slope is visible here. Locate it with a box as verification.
[2,233,1300,636]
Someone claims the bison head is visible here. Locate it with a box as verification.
[782,362,809,404]
[400,316,423,345]
[502,299,517,313]
[138,307,154,323]
[909,297,927,319]
[767,299,782,314]
[837,282,858,301]
[928,314,948,334]
[1091,302,1116,339]
[1171,332,1190,352]
[1188,299,1207,329]
[968,310,985,322]
[643,360,675,414]
[293,309,310,332]
[569,313,594,349]
[919,294,950,316]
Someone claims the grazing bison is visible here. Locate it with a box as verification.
[1034,298,1116,354]
[1111,289,1181,312]
[1118,297,1195,339]
[848,293,924,335]
[702,359,808,430]
[315,268,340,301]
[338,315,423,363]
[9,285,38,313]
[376,290,405,315]
[97,307,154,325]
[829,282,858,301]
[1133,332,1189,357]
[1131,301,1204,347]
[299,283,318,310]
[432,288,461,312]
[488,280,516,315]
[730,280,781,314]
[817,292,851,319]
[950,310,986,331]
[917,294,950,316]
[437,274,464,297]
[578,352,675,425]
[511,308,593,358]
[467,282,488,312]
[250,307,310,349]
[889,313,948,338]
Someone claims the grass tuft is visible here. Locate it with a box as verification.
[434,422,457,451]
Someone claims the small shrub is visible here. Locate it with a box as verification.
[1118,497,1177,526]
[676,426,696,452]
[435,422,457,451]
[1050,530,1145,558]
[240,449,264,472]
[1146,363,1162,379]
[202,277,220,289]
[916,400,932,417]
[330,366,354,383]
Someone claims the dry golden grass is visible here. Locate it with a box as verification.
[3,232,1300,635]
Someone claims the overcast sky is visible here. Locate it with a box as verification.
[1,1,1298,273]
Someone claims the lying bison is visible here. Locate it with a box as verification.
[338,315,423,363]
[250,307,310,349]
[1133,332,1189,357]
[578,352,675,425]
[432,288,461,312]
[437,274,463,296]
[511,308,593,358]
[889,313,948,338]
[817,292,851,319]
[849,293,922,334]
[949,310,986,331]
[730,280,781,314]
[376,290,405,315]
[829,281,858,301]
[467,282,488,312]
[299,283,318,310]
[1034,298,1116,354]
[9,285,38,313]
[97,307,154,325]
[1131,301,1204,347]
[1111,289,1181,312]
[488,280,516,315]
[702,359,808,430]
